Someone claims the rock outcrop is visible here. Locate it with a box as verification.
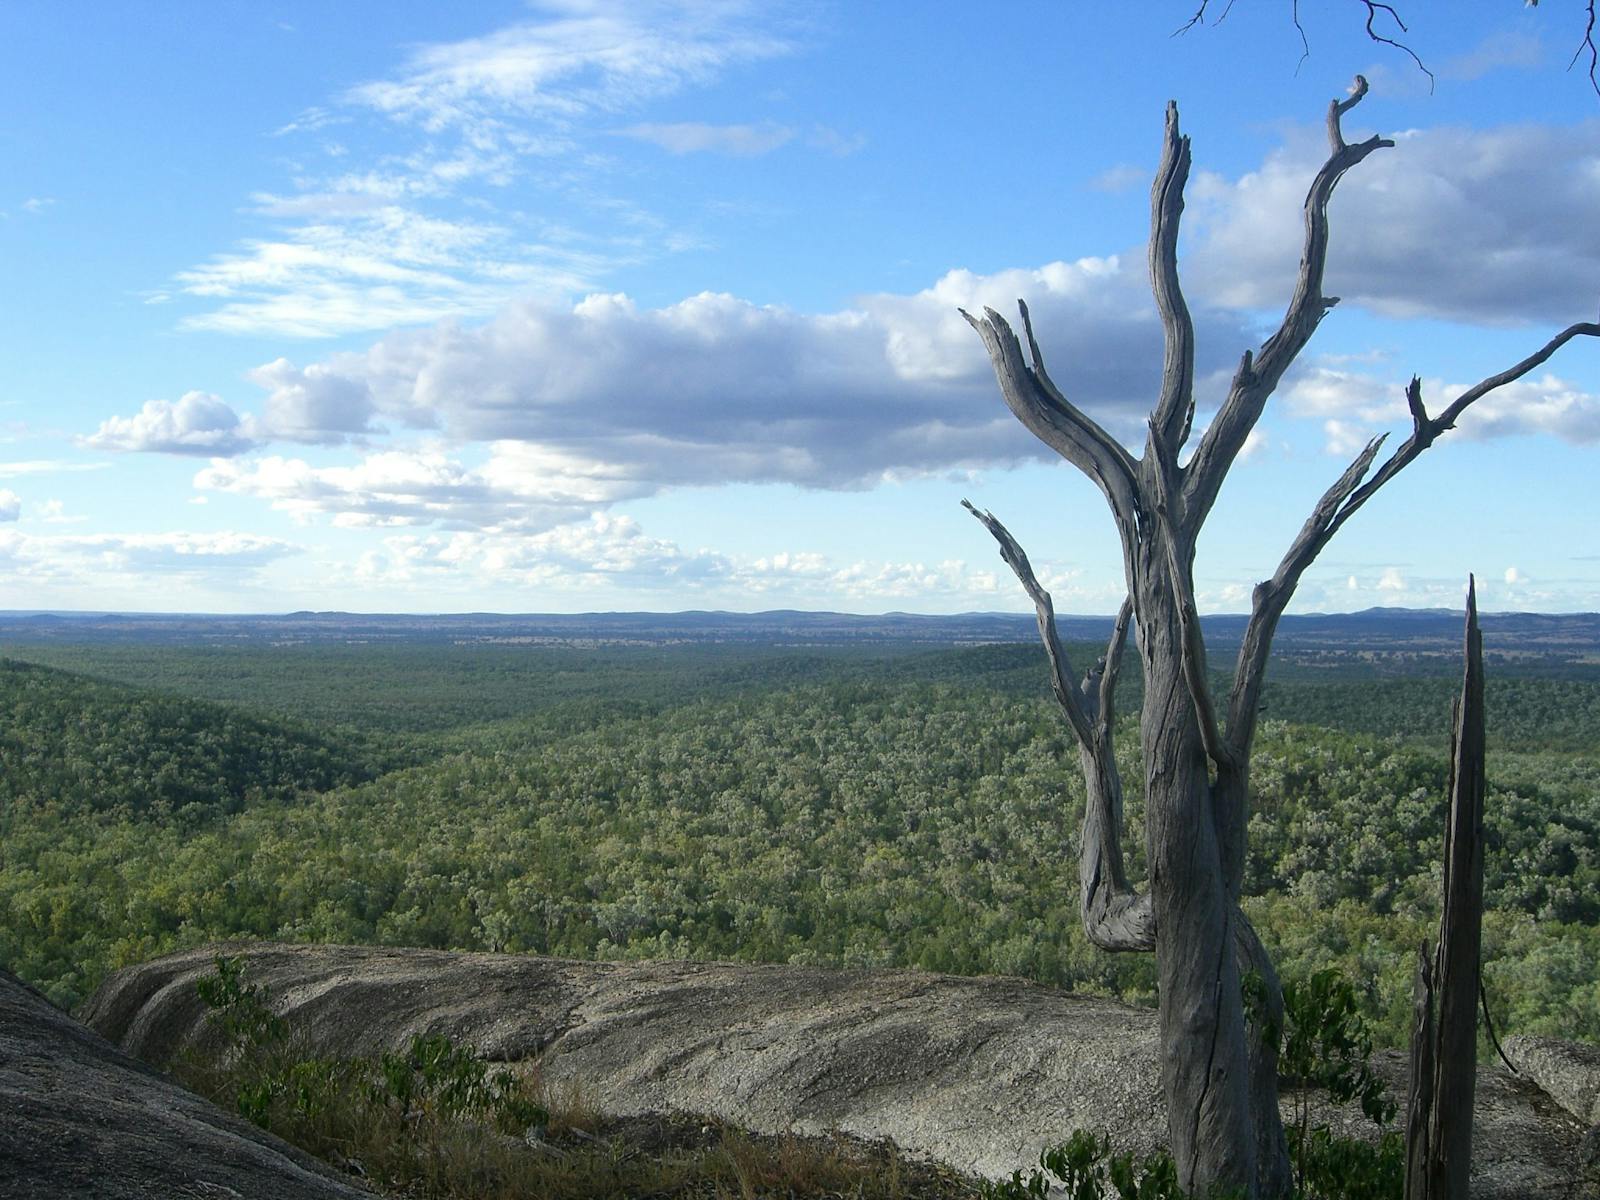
[83,942,1597,1197]
[1,965,370,1200]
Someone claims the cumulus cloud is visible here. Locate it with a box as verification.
[1187,121,1600,326]
[0,490,18,521]
[1505,565,1527,584]
[247,358,378,442]
[83,392,259,456]
[190,260,1253,513]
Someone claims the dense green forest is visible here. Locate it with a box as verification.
[1,639,1595,1052]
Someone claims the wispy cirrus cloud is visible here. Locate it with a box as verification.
[172,2,807,338]
[341,2,791,134]
[613,120,794,155]
[0,459,111,478]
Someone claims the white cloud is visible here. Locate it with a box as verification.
[1439,30,1544,81]
[1322,418,1375,458]
[1188,121,1600,326]
[174,4,796,338]
[1285,364,1600,451]
[1236,428,1269,462]
[1504,565,1527,584]
[0,490,18,521]
[341,2,790,136]
[195,442,654,531]
[188,259,1254,504]
[83,392,259,456]
[175,208,601,338]
[614,120,793,155]
[0,459,110,478]
[35,499,83,524]
[0,530,298,593]
[247,358,377,442]
[1377,567,1407,591]
[342,515,1024,608]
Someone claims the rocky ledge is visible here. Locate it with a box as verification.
[1,965,369,1199]
[81,942,1598,1198]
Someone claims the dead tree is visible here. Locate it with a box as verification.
[1405,578,1488,1199]
[964,80,1597,1198]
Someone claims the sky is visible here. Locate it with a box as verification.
[1,1,1597,616]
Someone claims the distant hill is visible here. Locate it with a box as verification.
[1,607,1595,663]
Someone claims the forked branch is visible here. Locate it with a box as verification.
[961,305,1140,533]
[1181,76,1393,534]
[1226,316,1600,754]
[964,501,1154,951]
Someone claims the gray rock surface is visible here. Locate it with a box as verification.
[1510,1035,1600,1126]
[83,943,1596,1198]
[1,965,370,1200]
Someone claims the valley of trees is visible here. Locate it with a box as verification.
[1,638,1595,1056]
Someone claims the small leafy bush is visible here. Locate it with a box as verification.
[979,1130,1187,1200]
[1278,968,1400,1200]
[183,956,551,1193]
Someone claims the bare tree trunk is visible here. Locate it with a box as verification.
[1139,585,1257,1195]
[1407,579,1487,1198]
[963,77,1595,1200]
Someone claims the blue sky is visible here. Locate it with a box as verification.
[1,1,1597,615]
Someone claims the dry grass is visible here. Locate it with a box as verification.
[174,956,983,1200]
[181,1047,981,1200]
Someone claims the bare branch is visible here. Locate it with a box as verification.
[963,500,1093,747]
[1097,597,1134,743]
[1359,2,1434,92]
[1224,433,1387,756]
[1332,319,1600,544]
[1150,103,1197,453]
[964,503,1154,951]
[1173,1,1211,36]
[1572,0,1600,99]
[1291,0,1311,74]
[961,306,1140,530]
[1180,76,1392,536]
[1225,316,1600,757]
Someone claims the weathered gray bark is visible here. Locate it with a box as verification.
[964,80,1598,1199]
[1406,580,1488,1199]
